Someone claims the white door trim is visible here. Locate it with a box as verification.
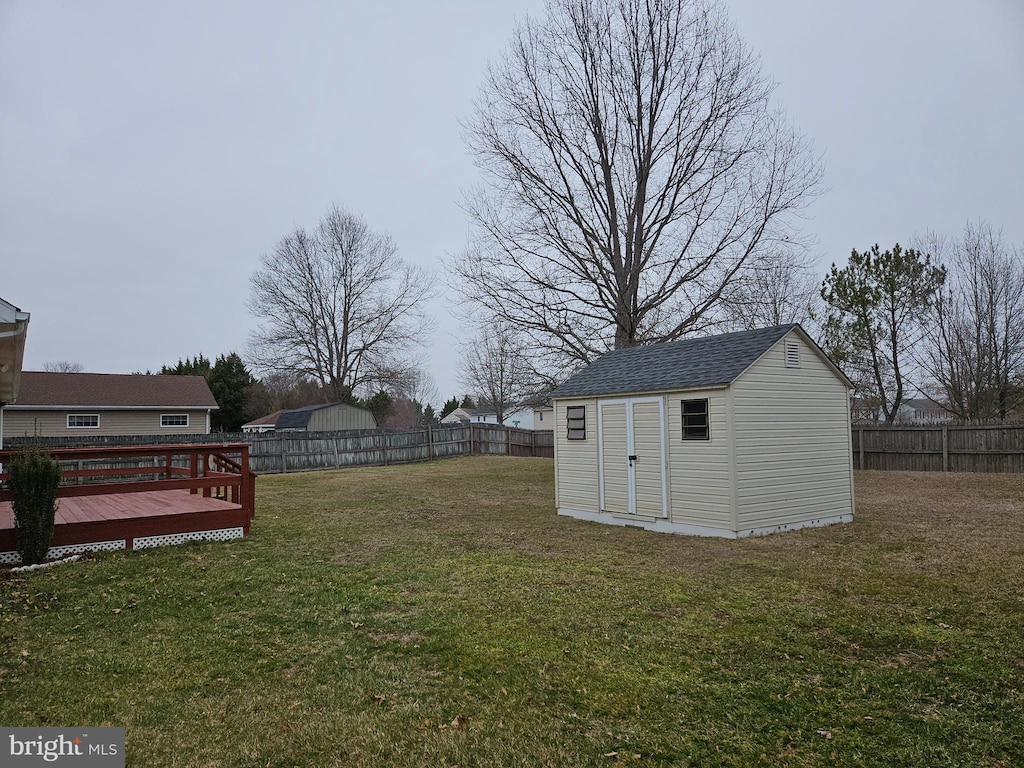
[598,396,667,518]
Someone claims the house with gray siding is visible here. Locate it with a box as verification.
[549,324,854,538]
[1,372,217,440]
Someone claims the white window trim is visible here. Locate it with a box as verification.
[67,414,100,429]
[160,413,190,428]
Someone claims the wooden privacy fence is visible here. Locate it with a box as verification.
[252,425,554,473]
[852,424,1024,473]
[6,425,556,475]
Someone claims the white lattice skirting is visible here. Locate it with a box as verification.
[133,527,245,549]
[0,539,126,565]
[1,527,245,564]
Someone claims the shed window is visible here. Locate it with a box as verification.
[67,414,100,429]
[161,413,189,427]
[681,399,709,440]
[566,406,586,440]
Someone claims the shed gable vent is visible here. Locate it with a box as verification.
[785,340,800,368]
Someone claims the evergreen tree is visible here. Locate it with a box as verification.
[822,244,945,422]
[440,396,460,419]
[161,354,211,377]
[422,404,438,426]
[208,353,255,431]
[364,390,395,425]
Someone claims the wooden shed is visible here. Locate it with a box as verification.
[274,402,377,432]
[549,324,854,538]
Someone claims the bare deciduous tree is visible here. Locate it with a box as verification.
[452,0,823,375]
[459,319,541,425]
[247,204,434,401]
[919,222,1024,421]
[720,248,822,331]
[43,361,84,373]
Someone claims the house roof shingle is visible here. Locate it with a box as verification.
[274,403,328,430]
[548,324,799,399]
[13,372,218,408]
[241,409,284,429]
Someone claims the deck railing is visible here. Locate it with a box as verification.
[0,443,255,524]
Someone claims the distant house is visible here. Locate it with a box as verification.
[549,324,854,538]
[851,396,954,424]
[440,407,473,425]
[273,402,377,432]
[1,372,217,440]
[533,402,553,428]
[898,398,954,424]
[241,410,284,433]
[466,404,539,429]
[440,401,550,430]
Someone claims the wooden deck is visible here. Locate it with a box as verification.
[0,444,254,564]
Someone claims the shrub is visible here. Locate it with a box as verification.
[7,450,62,565]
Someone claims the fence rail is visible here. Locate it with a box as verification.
[852,424,1024,473]
[5,425,555,474]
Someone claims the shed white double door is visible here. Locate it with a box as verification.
[598,397,668,517]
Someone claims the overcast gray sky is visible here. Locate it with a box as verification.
[2,0,1022,407]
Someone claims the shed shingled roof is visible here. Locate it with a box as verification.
[274,403,328,430]
[13,372,217,408]
[548,324,799,399]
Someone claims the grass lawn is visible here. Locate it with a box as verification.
[2,457,1023,767]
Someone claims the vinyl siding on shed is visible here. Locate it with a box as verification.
[3,408,210,438]
[306,404,377,431]
[554,398,599,512]
[731,332,853,530]
[665,390,733,529]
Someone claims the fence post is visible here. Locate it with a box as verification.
[279,436,288,474]
[426,424,433,461]
[506,426,512,456]
[333,437,340,469]
[858,427,865,471]
[383,432,389,466]
[941,426,949,472]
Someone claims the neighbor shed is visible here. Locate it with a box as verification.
[274,402,377,431]
[548,324,854,538]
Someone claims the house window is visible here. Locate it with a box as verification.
[161,414,189,427]
[785,340,800,367]
[566,406,586,440]
[67,414,100,429]
[538,411,544,422]
[681,399,709,440]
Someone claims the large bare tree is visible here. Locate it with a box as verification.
[452,0,823,375]
[919,222,1024,421]
[247,204,434,401]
